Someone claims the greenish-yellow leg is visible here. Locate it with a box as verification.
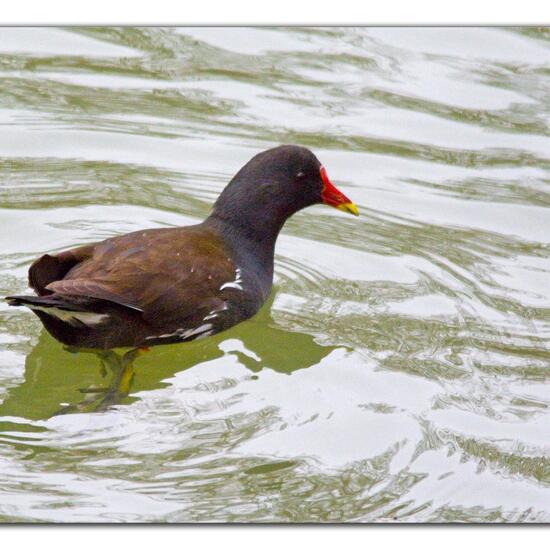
[55,346,150,414]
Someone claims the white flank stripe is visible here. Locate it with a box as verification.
[204,302,229,321]
[146,323,214,342]
[220,267,244,292]
[219,282,243,291]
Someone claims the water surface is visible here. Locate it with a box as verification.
[0,26,549,522]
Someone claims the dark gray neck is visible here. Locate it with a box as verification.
[203,214,279,300]
[204,174,314,299]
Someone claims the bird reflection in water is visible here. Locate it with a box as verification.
[0,301,339,419]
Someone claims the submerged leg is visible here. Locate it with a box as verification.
[63,346,119,379]
[55,346,150,414]
[95,347,150,404]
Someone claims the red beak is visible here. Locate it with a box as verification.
[319,166,359,216]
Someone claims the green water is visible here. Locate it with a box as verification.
[0,27,549,522]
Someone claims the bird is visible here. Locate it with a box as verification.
[6,145,358,351]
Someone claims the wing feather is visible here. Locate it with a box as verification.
[45,279,144,312]
[39,226,237,326]
[28,244,95,295]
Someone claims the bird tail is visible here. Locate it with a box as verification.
[5,294,80,311]
[5,295,111,328]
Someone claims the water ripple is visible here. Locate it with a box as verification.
[0,26,549,523]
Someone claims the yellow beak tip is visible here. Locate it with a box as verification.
[336,202,359,216]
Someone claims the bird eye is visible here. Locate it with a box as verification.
[296,171,305,179]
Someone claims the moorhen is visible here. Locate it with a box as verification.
[6,145,358,350]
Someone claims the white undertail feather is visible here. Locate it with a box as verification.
[29,305,110,327]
